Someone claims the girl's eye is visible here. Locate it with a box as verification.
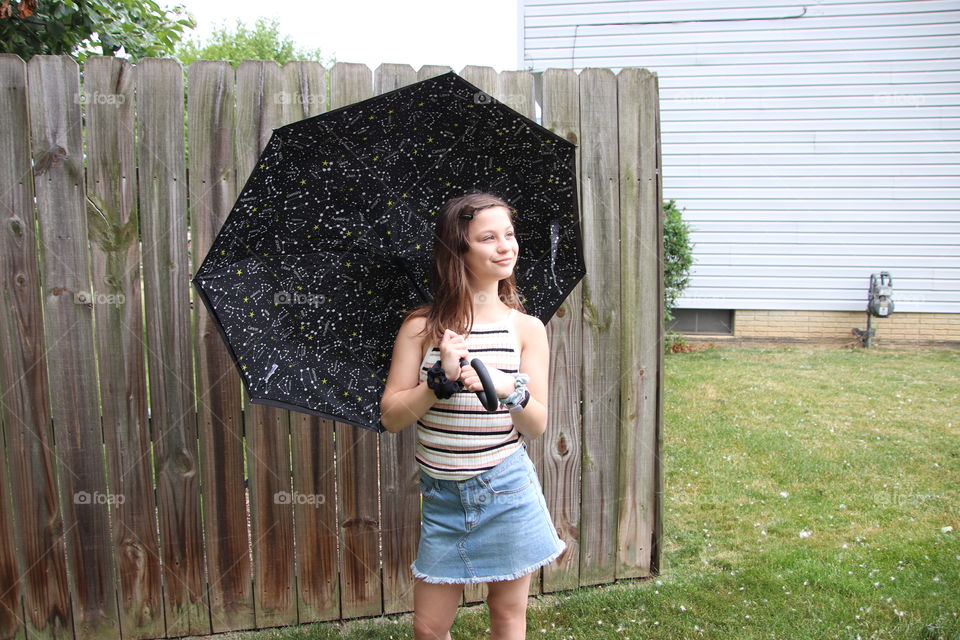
[484,233,515,241]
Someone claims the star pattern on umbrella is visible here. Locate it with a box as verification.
[192,71,584,432]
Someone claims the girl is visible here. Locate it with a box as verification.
[379,191,566,640]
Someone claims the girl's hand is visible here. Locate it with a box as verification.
[458,362,516,399]
[438,330,469,380]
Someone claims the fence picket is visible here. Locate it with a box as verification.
[616,68,662,579]
[374,62,424,616]
[577,68,622,587]
[540,68,584,593]
[28,54,120,640]
[85,56,165,639]
[0,53,71,640]
[137,57,208,637]
[235,60,299,628]
[275,60,343,625]
[187,60,256,633]
[329,62,384,620]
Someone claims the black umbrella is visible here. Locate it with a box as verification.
[192,71,584,433]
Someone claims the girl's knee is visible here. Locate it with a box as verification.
[412,615,452,640]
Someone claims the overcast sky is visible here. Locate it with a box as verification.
[177,0,521,73]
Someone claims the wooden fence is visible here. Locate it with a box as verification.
[0,55,663,640]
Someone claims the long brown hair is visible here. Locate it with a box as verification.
[406,191,525,347]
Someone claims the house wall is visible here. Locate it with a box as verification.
[520,0,960,330]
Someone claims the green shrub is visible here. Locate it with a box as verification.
[663,199,694,348]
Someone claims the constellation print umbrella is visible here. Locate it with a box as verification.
[191,71,584,433]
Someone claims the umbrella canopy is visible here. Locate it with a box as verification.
[192,71,584,433]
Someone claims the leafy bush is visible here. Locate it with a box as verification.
[663,199,694,351]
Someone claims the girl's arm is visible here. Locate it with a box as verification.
[379,316,436,433]
[508,315,550,439]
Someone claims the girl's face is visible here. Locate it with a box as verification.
[463,205,518,283]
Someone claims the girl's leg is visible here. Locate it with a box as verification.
[486,572,532,640]
[412,577,465,640]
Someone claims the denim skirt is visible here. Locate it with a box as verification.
[410,443,567,584]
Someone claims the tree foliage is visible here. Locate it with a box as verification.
[0,0,195,62]
[175,17,333,67]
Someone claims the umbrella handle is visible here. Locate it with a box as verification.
[460,357,500,412]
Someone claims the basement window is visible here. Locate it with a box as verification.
[668,309,733,335]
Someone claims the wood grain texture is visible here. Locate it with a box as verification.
[236,60,298,629]
[137,57,207,637]
[84,55,164,639]
[0,53,71,640]
[275,60,342,625]
[540,68,583,593]
[330,62,384,620]
[374,63,423,615]
[290,415,341,622]
[28,53,120,640]
[188,60,255,633]
[577,68,621,587]
[416,65,452,81]
[615,68,661,579]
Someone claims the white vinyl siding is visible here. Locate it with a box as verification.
[520,0,960,312]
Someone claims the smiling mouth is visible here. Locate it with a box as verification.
[495,258,514,264]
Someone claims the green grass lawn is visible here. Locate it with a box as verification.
[218,345,960,640]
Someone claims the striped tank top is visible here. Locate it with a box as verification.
[416,308,524,480]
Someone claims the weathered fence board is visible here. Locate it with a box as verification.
[137,57,207,637]
[577,68,622,587]
[0,422,21,640]
[28,54,120,640]
[616,68,662,579]
[276,60,343,625]
[84,56,165,639]
[540,67,583,593]
[187,60,255,634]
[290,412,341,623]
[235,60,298,629]
[0,53,70,640]
[374,62,423,616]
[0,55,662,640]
[329,62,383,620]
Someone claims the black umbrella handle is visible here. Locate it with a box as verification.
[459,357,500,412]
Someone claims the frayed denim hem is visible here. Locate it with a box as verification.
[410,540,567,585]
